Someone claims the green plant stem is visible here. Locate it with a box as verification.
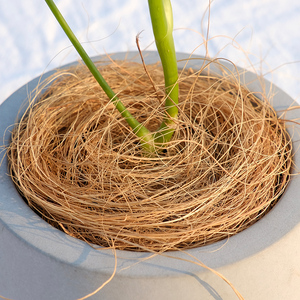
[45,0,155,153]
[148,0,179,144]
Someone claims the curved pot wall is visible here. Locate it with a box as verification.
[1,52,300,300]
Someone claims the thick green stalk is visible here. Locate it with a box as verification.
[45,0,155,152]
[148,0,179,144]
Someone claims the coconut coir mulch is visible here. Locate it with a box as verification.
[8,58,292,252]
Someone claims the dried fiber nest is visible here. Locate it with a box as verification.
[8,58,292,252]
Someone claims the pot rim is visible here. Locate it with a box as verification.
[1,51,299,277]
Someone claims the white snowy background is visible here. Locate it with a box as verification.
[1,0,300,105]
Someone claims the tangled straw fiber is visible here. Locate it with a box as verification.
[8,58,292,252]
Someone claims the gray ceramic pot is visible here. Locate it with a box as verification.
[1,52,300,300]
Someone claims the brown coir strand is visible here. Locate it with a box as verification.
[8,58,292,252]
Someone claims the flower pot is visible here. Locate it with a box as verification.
[1,51,300,300]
